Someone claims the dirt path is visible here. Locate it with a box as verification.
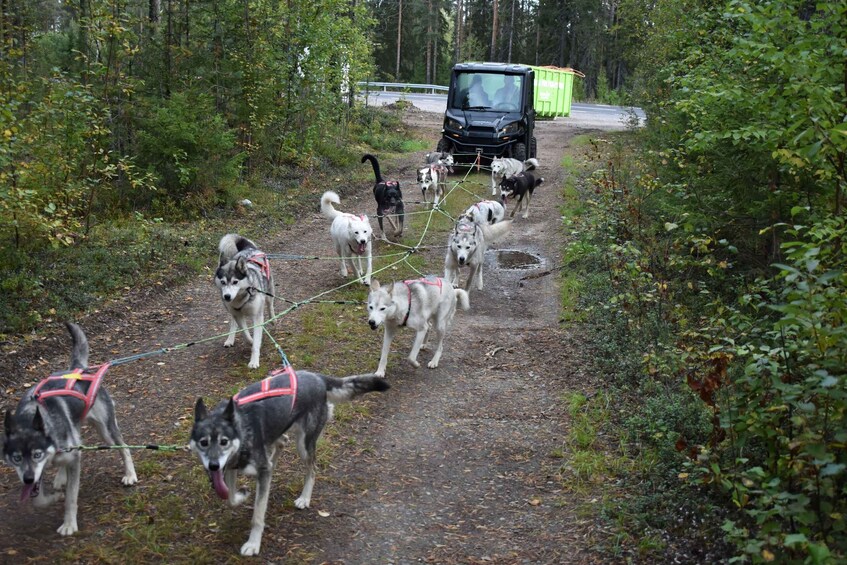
[0,111,609,563]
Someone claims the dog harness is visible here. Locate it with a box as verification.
[32,363,111,419]
[401,276,443,326]
[247,252,271,281]
[232,365,298,408]
[343,213,367,222]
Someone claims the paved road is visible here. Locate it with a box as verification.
[359,90,645,131]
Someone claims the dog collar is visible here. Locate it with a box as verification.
[233,365,298,407]
[32,363,111,419]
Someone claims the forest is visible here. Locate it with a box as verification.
[1,0,845,561]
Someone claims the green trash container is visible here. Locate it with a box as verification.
[531,66,583,118]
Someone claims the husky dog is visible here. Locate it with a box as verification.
[1,323,137,536]
[362,154,405,239]
[367,277,470,377]
[445,215,512,291]
[321,190,373,285]
[499,171,544,219]
[490,157,539,197]
[417,163,449,205]
[215,234,275,369]
[425,150,455,172]
[191,368,389,556]
[464,200,506,225]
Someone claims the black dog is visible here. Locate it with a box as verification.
[362,154,405,238]
[499,171,544,219]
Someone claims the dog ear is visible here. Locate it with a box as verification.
[32,407,45,433]
[194,398,208,422]
[235,256,248,274]
[223,398,236,423]
[4,409,14,435]
[370,280,380,292]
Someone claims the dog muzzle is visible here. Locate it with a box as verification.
[20,477,41,503]
[368,319,378,330]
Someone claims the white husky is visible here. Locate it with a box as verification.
[445,216,512,292]
[320,191,373,285]
[367,277,470,377]
[464,200,506,225]
[490,157,539,197]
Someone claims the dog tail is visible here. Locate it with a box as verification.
[535,176,545,187]
[320,190,342,221]
[361,154,383,182]
[219,233,256,264]
[481,219,512,244]
[523,158,539,171]
[323,373,390,404]
[66,322,89,370]
[455,289,470,311]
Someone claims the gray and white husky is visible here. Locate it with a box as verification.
[190,368,389,556]
[367,277,470,377]
[445,215,512,292]
[490,156,539,197]
[1,323,137,536]
[321,190,373,285]
[215,234,275,369]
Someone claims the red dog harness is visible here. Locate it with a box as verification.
[343,213,367,222]
[233,365,298,408]
[247,252,271,280]
[32,363,111,419]
[401,277,443,326]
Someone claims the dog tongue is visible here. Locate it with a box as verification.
[20,482,36,503]
[358,242,366,254]
[210,470,229,500]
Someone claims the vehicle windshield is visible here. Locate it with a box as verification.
[451,72,523,111]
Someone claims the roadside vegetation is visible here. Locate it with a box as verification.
[562,2,846,562]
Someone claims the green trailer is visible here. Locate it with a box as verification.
[531,66,583,118]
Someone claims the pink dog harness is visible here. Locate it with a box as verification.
[401,276,443,326]
[247,252,271,280]
[32,363,111,419]
[233,365,298,408]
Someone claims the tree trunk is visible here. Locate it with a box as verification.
[455,0,463,63]
[165,0,172,97]
[426,0,432,82]
[490,0,499,60]
[507,0,515,62]
[395,0,402,79]
[534,2,541,65]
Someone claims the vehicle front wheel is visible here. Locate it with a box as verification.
[436,138,451,154]
[512,142,527,162]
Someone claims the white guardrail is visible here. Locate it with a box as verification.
[357,81,448,95]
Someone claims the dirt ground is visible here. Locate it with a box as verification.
[0,111,614,563]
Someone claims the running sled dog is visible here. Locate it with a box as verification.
[215,234,275,369]
[2,323,137,536]
[499,171,544,219]
[445,215,512,291]
[490,156,539,197]
[367,277,470,377]
[321,190,373,285]
[362,153,405,239]
[191,368,389,556]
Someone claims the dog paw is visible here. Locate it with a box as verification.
[57,521,78,536]
[122,473,138,486]
[407,357,420,368]
[248,359,260,369]
[427,360,439,369]
[374,369,386,378]
[223,339,235,348]
[294,496,311,509]
[240,540,261,556]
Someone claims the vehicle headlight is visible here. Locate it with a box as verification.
[499,122,520,135]
[446,118,463,131]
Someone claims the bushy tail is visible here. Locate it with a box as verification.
[66,322,89,370]
[455,289,470,311]
[523,158,539,171]
[535,177,545,187]
[322,373,390,404]
[361,154,383,182]
[218,233,256,264]
[320,191,342,221]
[481,219,512,244]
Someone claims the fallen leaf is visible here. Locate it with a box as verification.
[318,510,330,517]
[529,498,541,506]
